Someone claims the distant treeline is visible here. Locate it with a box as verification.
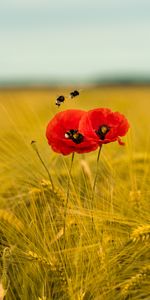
[94,76,150,86]
[0,76,150,88]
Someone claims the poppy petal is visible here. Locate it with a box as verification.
[46,109,99,155]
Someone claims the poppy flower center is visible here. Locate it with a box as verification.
[95,125,110,140]
[65,129,84,144]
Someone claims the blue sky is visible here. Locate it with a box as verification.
[0,0,150,83]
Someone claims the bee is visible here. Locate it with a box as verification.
[69,90,80,99]
[55,95,65,107]
[55,89,81,107]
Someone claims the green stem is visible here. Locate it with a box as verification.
[31,141,54,190]
[63,152,75,248]
[92,146,102,201]
[91,146,102,229]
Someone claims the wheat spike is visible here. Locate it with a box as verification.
[80,159,93,187]
[28,187,41,195]
[1,247,12,298]
[131,224,150,242]
[50,227,64,245]
[40,179,66,204]
[26,250,56,270]
[121,265,150,296]
[0,209,24,231]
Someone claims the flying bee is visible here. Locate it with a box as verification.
[55,89,82,107]
[69,90,80,99]
[55,95,65,107]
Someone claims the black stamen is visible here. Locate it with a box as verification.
[65,129,83,144]
[65,129,77,138]
[72,132,84,144]
[95,125,110,140]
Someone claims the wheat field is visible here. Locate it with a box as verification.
[0,86,150,300]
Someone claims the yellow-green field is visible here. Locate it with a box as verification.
[0,87,150,300]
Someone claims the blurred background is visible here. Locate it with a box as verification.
[0,0,150,86]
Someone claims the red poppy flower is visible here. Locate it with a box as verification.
[46,109,99,155]
[79,108,130,146]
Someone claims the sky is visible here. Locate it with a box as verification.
[0,0,150,83]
